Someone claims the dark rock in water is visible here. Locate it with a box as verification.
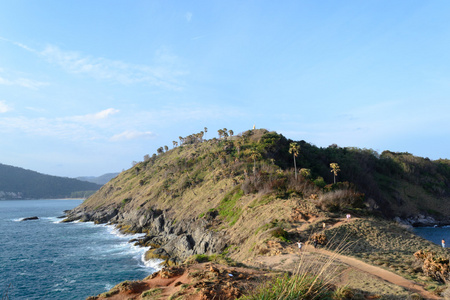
[57,215,66,219]
[21,216,39,221]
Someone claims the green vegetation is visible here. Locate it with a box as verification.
[218,188,244,225]
[141,288,163,299]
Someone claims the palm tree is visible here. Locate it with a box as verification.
[222,128,229,140]
[164,145,169,152]
[229,129,234,137]
[289,142,300,180]
[330,163,340,184]
[234,139,243,154]
[179,136,183,145]
[250,149,261,175]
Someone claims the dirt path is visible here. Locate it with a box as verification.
[314,246,440,299]
[248,244,440,299]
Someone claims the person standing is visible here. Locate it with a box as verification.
[297,241,303,251]
[442,239,446,248]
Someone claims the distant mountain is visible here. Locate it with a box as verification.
[76,173,119,185]
[0,163,102,199]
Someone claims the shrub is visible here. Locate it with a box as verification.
[270,227,290,242]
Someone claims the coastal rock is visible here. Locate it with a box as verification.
[65,205,228,263]
[21,216,39,221]
[394,214,450,227]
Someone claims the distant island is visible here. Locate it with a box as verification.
[0,163,103,199]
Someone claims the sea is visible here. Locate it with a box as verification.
[414,226,449,247]
[0,199,161,300]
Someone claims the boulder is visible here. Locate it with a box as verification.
[21,216,39,221]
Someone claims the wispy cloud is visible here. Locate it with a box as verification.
[68,108,120,123]
[0,108,123,142]
[0,36,37,53]
[0,100,12,113]
[110,130,155,141]
[1,37,186,89]
[40,45,186,89]
[0,74,49,89]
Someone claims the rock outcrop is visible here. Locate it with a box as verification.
[21,216,39,221]
[64,206,227,263]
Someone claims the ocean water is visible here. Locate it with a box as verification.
[0,199,161,300]
[414,226,450,247]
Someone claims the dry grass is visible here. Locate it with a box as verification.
[323,218,448,293]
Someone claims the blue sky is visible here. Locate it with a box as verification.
[1,1,450,177]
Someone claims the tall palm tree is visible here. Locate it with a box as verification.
[250,149,261,175]
[330,163,340,184]
[229,129,234,137]
[289,142,300,180]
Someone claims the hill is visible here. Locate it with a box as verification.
[0,163,102,199]
[64,128,450,298]
[76,173,120,185]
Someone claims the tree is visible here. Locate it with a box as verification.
[222,128,229,140]
[250,149,261,175]
[234,139,243,155]
[229,129,234,137]
[164,145,169,152]
[157,147,164,154]
[289,142,301,180]
[173,141,178,148]
[330,162,340,184]
[218,129,224,139]
[179,136,183,145]
[300,168,311,179]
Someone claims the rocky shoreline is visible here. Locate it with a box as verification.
[395,214,450,228]
[63,206,227,265]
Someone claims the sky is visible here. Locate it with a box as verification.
[1,1,450,178]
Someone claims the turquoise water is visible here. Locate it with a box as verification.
[0,199,160,300]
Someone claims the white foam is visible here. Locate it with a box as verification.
[104,283,114,291]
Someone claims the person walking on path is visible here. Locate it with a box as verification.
[442,239,446,248]
[297,241,303,251]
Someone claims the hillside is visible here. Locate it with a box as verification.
[0,163,102,199]
[64,128,450,298]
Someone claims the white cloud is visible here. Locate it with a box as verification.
[40,45,185,89]
[0,75,48,89]
[69,108,120,123]
[1,37,186,89]
[0,100,12,113]
[110,130,155,141]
